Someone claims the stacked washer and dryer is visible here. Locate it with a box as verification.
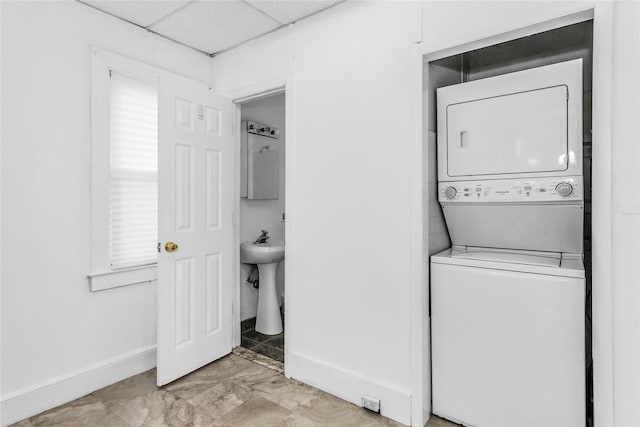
[431,59,586,426]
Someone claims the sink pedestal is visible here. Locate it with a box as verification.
[255,262,282,335]
[240,240,285,336]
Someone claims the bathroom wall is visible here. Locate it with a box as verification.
[239,93,286,320]
[0,2,212,424]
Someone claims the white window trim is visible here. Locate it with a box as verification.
[89,47,161,291]
[88,265,158,292]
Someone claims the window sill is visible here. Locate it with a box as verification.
[88,265,157,292]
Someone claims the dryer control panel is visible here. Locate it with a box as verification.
[439,176,583,203]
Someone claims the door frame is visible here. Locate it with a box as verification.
[220,77,294,376]
[411,4,614,426]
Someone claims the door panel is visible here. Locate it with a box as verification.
[205,253,221,333]
[175,144,193,231]
[205,149,221,229]
[157,72,233,386]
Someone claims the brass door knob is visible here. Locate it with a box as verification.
[165,242,178,252]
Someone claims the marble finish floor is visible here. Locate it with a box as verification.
[240,317,284,363]
[11,353,459,427]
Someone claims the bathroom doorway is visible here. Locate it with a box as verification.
[234,91,286,369]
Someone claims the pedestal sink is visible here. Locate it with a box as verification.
[240,240,285,335]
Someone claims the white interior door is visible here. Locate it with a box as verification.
[157,71,234,386]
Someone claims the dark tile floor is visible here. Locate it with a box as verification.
[240,317,284,363]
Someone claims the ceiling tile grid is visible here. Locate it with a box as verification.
[149,0,280,54]
[82,0,191,28]
[79,0,344,55]
[246,0,340,25]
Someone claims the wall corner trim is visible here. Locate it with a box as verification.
[0,346,156,426]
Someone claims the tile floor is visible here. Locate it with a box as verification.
[240,317,284,363]
[11,353,459,427]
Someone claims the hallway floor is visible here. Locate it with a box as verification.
[10,353,458,427]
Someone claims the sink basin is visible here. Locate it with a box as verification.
[240,240,285,265]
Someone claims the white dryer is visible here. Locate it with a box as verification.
[436,59,584,254]
[431,247,585,427]
[437,59,583,183]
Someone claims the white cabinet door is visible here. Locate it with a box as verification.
[247,133,279,200]
[446,85,568,177]
[157,72,234,386]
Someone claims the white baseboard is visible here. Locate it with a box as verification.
[288,352,411,426]
[1,346,156,426]
[423,410,432,427]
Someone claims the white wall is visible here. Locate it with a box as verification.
[239,93,286,320]
[215,1,640,425]
[215,2,422,424]
[0,2,211,424]
[610,2,640,425]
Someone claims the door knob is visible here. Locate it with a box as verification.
[165,242,179,252]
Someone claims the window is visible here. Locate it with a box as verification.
[109,73,158,269]
[89,48,160,291]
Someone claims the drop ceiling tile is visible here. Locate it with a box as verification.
[246,0,341,24]
[82,0,191,27]
[149,0,280,54]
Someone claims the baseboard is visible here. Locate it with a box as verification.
[1,346,156,426]
[288,352,411,425]
[423,410,432,427]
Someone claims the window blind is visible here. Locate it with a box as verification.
[109,72,158,269]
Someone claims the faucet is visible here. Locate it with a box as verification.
[253,229,269,244]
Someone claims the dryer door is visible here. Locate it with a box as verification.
[446,85,568,177]
[436,59,583,182]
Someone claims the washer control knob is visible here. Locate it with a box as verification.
[445,187,457,199]
[555,182,574,197]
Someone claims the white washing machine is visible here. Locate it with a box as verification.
[431,247,585,427]
[432,59,586,426]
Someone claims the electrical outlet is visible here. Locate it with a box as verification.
[361,395,380,413]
